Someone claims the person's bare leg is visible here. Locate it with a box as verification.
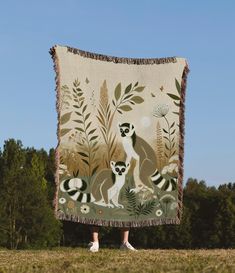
[91,225,99,242]
[120,227,129,243]
[120,228,137,251]
[88,225,99,252]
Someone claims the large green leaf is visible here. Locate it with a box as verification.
[60,112,72,125]
[114,83,121,101]
[175,78,181,95]
[124,83,132,94]
[134,86,145,92]
[167,93,181,100]
[60,128,71,137]
[119,105,132,111]
[131,96,144,104]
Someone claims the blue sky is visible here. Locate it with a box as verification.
[1,1,235,187]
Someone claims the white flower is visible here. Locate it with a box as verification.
[80,204,90,214]
[153,104,169,118]
[169,155,178,162]
[161,163,178,174]
[170,202,178,210]
[59,197,66,204]
[156,209,163,217]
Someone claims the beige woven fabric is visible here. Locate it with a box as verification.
[50,45,189,227]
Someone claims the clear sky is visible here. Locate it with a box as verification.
[1,1,235,187]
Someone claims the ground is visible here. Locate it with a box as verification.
[0,247,234,273]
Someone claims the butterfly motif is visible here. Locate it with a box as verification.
[151,93,156,97]
[159,86,164,92]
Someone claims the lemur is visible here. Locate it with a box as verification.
[60,161,130,208]
[118,122,177,193]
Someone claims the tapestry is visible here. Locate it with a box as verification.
[50,45,189,227]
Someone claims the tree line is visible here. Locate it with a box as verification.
[0,139,234,249]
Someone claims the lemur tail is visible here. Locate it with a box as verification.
[151,169,177,191]
[60,177,95,203]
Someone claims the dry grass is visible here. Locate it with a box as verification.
[0,247,234,273]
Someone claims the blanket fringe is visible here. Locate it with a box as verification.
[49,45,189,227]
[49,46,61,220]
[66,45,177,65]
[56,210,180,227]
[177,62,190,223]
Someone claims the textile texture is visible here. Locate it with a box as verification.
[50,45,189,227]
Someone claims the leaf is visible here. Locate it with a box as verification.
[75,112,82,116]
[134,86,145,92]
[60,112,72,125]
[175,78,181,95]
[112,99,116,106]
[78,152,88,157]
[85,113,91,121]
[82,159,89,166]
[125,83,132,94]
[174,101,180,107]
[171,129,176,135]
[92,165,99,176]
[75,127,85,133]
[123,94,133,101]
[151,92,156,97]
[86,121,92,130]
[163,128,168,134]
[60,128,71,137]
[90,135,98,141]
[117,109,122,114]
[131,96,144,104]
[163,136,170,141]
[119,105,132,111]
[73,105,79,109]
[173,112,179,115]
[165,143,170,150]
[167,93,181,100]
[114,83,121,101]
[73,119,83,124]
[134,81,138,87]
[88,128,96,135]
[82,105,87,113]
[170,122,175,129]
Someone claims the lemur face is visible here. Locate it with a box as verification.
[110,161,130,176]
[118,123,135,137]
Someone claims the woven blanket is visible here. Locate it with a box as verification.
[50,45,189,227]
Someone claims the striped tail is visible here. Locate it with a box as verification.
[60,177,95,203]
[151,170,177,191]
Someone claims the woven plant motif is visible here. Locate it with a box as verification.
[50,45,189,227]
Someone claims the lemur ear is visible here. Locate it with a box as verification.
[131,124,134,129]
[118,122,121,127]
[126,162,130,168]
[110,161,115,168]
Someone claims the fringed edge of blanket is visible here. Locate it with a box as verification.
[49,46,61,220]
[50,45,189,227]
[177,62,190,224]
[66,45,177,65]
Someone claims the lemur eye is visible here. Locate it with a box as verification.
[125,129,129,133]
[115,168,119,172]
[121,168,125,172]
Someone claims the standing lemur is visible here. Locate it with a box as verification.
[60,161,130,208]
[118,122,177,193]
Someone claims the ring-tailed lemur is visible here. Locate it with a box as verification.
[60,161,130,208]
[118,122,177,193]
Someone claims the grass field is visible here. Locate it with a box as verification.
[0,247,234,273]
